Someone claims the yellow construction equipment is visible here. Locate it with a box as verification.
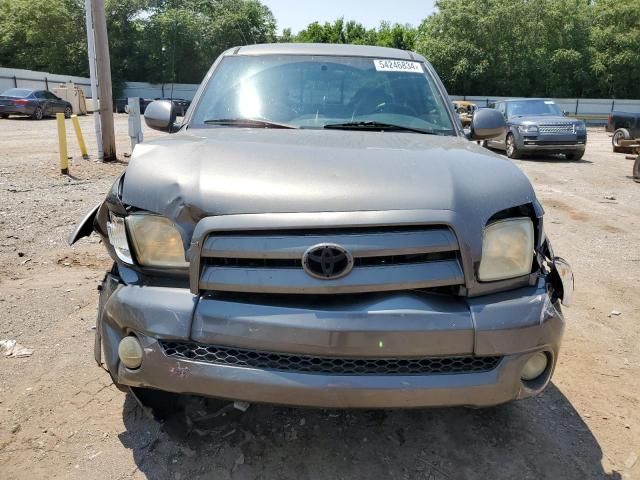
[57,113,69,175]
[71,114,89,159]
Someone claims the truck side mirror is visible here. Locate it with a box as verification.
[144,100,178,132]
[469,109,506,140]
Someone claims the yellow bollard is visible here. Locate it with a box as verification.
[71,114,89,159]
[56,113,69,175]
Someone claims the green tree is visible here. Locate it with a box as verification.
[0,0,87,75]
[590,0,640,98]
[292,18,416,50]
[415,0,594,97]
[141,0,277,83]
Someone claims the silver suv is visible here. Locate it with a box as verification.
[70,44,573,409]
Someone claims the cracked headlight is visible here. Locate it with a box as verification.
[518,124,538,134]
[127,215,188,268]
[478,218,534,281]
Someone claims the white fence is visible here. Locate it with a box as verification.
[451,95,640,117]
[0,67,93,97]
[0,68,198,101]
[122,82,198,100]
[2,67,639,121]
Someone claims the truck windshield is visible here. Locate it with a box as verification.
[190,55,455,135]
[508,100,562,117]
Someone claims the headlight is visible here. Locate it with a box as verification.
[575,122,586,132]
[518,124,538,134]
[478,218,534,281]
[127,215,188,268]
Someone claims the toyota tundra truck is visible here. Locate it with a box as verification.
[69,43,574,409]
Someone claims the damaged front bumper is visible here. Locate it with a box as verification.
[96,268,570,409]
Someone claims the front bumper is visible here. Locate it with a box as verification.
[516,132,587,153]
[97,273,567,408]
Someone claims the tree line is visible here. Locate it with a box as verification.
[0,0,638,98]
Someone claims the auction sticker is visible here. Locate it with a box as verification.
[374,59,423,73]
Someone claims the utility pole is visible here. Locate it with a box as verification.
[84,0,103,160]
[91,0,116,161]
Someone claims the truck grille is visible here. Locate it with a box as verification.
[538,123,575,134]
[195,226,464,294]
[161,341,502,376]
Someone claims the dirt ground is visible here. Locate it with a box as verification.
[0,114,638,480]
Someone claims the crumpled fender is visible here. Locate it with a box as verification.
[68,174,127,246]
[68,203,100,245]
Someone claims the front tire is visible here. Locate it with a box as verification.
[64,106,72,119]
[32,106,44,120]
[612,128,631,153]
[0,113,8,119]
[505,133,522,159]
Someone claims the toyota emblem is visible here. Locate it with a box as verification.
[302,244,354,280]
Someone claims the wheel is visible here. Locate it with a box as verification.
[32,106,44,120]
[565,151,585,161]
[64,106,72,119]
[0,113,8,119]
[633,156,640,181]
[505,133,522,159]
[612,128,631,153]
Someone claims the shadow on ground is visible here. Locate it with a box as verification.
[484,146,593,164]
[118,384,620,480]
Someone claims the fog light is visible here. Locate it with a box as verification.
[118,336,143,369]
[521,352,548,381]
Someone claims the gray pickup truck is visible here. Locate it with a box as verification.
[69,44,573,409]
[607,111,640,152]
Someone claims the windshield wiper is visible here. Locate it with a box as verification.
[203,118,298,129]
[323,121,437,135]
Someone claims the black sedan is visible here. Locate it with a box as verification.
[0,88,73,120]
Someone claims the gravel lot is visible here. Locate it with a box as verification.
[0,114,638,480]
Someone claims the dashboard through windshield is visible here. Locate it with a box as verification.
[190,55,455,135]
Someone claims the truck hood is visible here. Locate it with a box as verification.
[122,128,536,226]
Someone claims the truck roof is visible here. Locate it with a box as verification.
[228,43,424,61]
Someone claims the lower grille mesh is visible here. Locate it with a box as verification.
[160,341,502,376]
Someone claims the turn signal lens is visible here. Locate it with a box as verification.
[107,213,133,264]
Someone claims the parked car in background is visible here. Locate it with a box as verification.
[452,100,477,127]
[607,112,640,153]
[114,97,153,114]
[486,99,587,160]
[70,43,573,410]
[152,98,191,116]
[0,88,72,120]
[170,98,191,117]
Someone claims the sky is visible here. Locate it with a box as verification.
[260,0,437,34]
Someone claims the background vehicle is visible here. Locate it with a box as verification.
[607,112,640,153]
[114,97,153,114]
[70,44,572,410]
[486,99,587,160]
[114,98,190,116]
[0,88,72,120]
[452,100,477,127]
